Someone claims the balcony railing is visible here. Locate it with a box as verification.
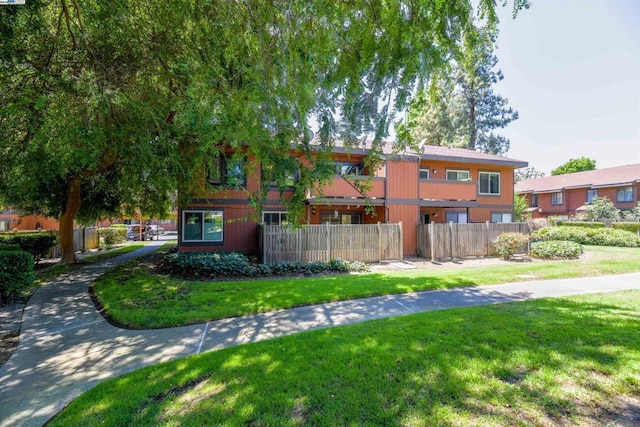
[419,179,477,201]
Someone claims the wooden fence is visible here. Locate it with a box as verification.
[417,222,530,260]
[260,223,403,264]
[50,228,100,258]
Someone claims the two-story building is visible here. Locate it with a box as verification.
[179,143,527,257]
[515,164,640,219]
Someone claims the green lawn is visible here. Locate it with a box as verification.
[49,290,640,426]
[93,245,640,328]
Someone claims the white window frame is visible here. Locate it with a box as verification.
[551,192,563,205]
[262,211,289,225]
[479,171,501,195]
[616,186,633,203]
[586,189,598,203]
[446,169,471,181]
[419,168,430,180]
[445,211,468,224]
[491,212,513,223]
[182,210,224,242]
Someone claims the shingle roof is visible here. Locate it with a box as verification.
[515,164,640,193]
[329,140,528,168]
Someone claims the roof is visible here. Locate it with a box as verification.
[329,140,528,168]
[515,164,640,194]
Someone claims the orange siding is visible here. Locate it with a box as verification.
[420,180,477,201]
[387,159,418,199]
[313,177,385,199]
[387,205,418,256]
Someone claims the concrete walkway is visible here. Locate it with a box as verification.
[1,243,639,427]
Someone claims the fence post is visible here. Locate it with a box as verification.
[449,221,454,260]
[399,221,403,260]
[326,222,330,260]
[377,222,382,262]
[261,225,266,265]
[486,221,490,257]
[429,221,435,261]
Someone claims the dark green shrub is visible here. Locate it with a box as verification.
[0,250,35,304]
[493,232,530,260]
[0,243,20,251]
[98,227,127,248]
[555,221,604,228]
[533,226,640,247]
[611,222,640,234]
[0,233,58,262]
[530,241,583,260]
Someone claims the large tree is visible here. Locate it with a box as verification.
[0,0,528,263]
[398,27,518,155]
[551,157,597,176]
[515,166,545,182]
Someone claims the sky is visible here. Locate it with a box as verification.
[493,0,640,175]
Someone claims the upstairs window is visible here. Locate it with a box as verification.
[551,192,563,205]
[479,172,500,195]
[617,186,633,202]
[446,169,470,181]
[335,162,365,176]
[419,168,430,180]
[207,155,247,188]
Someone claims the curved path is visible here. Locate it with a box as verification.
[1,242,639,426]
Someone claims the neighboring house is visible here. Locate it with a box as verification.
[515,164,640,219]
[0,210,59,232]
[179,143,527,257]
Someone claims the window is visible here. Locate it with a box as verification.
[446,170,470,181]
[617,186,633,202]
[419,168,430,180]
[531,194,538,207]
[320,211,362,224]
[479,172,500,195]
[420,213,430,224]
[207,155,247,187]
[262,164,297,188]
[0,220,9,231]
[262,211,289,225]
[551,192,563,205]
[335,162,364,176]
[491,212,513,223]
[182,210,223,242]
[586,189,598,203]
[445,211,468,223]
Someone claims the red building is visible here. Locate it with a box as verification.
[179,144,527,257]
[515,164,640,219]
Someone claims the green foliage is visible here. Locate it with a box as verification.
[493,232,530,260]
[611,222,640,234]
[550,157,596,176]
[581,196,620,221]
[0,250,35,303]
[533,226,640,247]
[0,233,58,262]
[620,202,640,220]
[513,193,530,222]
[530,241,583,260]
[0,243,20,251]
[159,252,368,279]
[514,167,545,182]
[98,227,127,248]
[555,221,604,228]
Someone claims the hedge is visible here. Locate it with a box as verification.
[554,221,604,228]
[0,250,35,304]
[0,233,58,262]
[159,251,369,279]
[532,226,640,247]
[530,241,583,260]
[98,227,127,247]
[611,222,640,234]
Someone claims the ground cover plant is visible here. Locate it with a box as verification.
[530,241,583,260]
[92,246,640,328]
[50,290,640,426]
[533,226,640,247]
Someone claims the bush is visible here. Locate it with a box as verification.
[0,233,58,263]
[159,252,369,279]
[493,233,530,260]
[533,226,640,247]
[98,227,127,248]
[0,250,35,304]
[530,241,583,260]
[611,222,640,234]
[555,221,604,228]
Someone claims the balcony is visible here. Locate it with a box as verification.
[309,176,385,199]
[419,179,477,202]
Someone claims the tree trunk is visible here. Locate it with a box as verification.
[468,97,476,151]
[59,176,82,264]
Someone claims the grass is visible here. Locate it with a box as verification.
[92,245,640,328]
[49,290,640,426]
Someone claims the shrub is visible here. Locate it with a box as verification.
[0,250,35,304]
[493,233,530,260]
[159,252,369,279]
[98,227,127,248]
[611,222,640,234]
[555,221,604,228]
[527,218,548,231]
[0,233,58,263]
[533,226,640,247]
[530,241,583,260]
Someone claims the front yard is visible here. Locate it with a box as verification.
[93,245,640,329]
[50,289,640,426]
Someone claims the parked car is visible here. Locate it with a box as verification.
[126,225,154,241]
[148,225,165,236]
